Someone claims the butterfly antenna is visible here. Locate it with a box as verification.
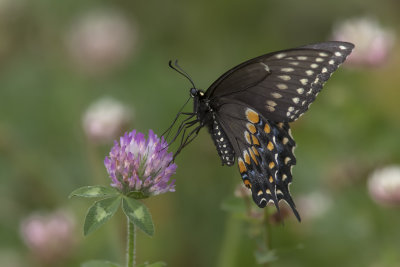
[168,60,196,89]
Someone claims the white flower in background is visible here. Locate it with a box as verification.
[296,191,332,221]
[20,210,76,264]
[83,97,133,143]
[368,165,400,205]
[66,9,137,74]
[332,17,395,67]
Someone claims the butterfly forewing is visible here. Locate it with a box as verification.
[207,41,354,122]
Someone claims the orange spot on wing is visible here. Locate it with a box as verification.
[244,179,252,188]
[246,109,260,124]
[266,189,271,194]
[267,141,274,151]
[269,176,274,183]
[269,162,275,169]
[238,158,247,173]
[264,124,271,133]
[252,146,259,156]
[252,135,260,145]
[249,149,258,165]
[246,123,256,134]
[244,151,251,165]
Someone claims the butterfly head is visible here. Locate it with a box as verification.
[190,87,197,97]
[190,88,205,98]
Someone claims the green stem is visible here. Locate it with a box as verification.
[264,207,271,250]
[263,207,272,267]
[216,214,242,267]
[127,219,136,267]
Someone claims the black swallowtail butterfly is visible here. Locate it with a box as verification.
[165,41,354,221]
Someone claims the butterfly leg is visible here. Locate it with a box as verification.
[173,124,202,159]
[162,112,196,140]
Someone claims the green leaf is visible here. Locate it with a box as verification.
[69,186,119,198]
[127,191,150,199]
[136,262,166,267]
[81,260,120,267]
[220,196,246,213]
[122,197,154,236]
[254,249,277,264]
[81,260,121,267]
[84,196,121,236]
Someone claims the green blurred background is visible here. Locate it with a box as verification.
[1,0,400,266]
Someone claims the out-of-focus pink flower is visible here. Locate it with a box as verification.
[66,9,137,74]
[82,97,132,144]
[234,183,252,198]
[368,165,400,205]
[20,210,76,264]
[332,17,395,67]
[296,192,332,221]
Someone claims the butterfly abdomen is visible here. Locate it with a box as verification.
[208,112,235,166]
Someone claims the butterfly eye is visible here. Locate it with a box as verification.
[190,88,198,97]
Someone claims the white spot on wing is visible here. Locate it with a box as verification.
[289,61,299,66]
[281,67,294,72]
[276,83,288,90]
[300,78,308,85]
[305,70,314,76]
[275,53,286,59]
[322,67,327,73]
[260,62,270,72]
[266,105,275,112]
[315,57,324,62]
[297,88,304,94]
[329,60,335,65]
[292,97,300,104]
[297,56,307,60]
[282,137,289,144]
[271,92,282,98]
[266,100,277,106]
[278,75,291,81]
[310,63,318,69]
[335,52,342,56]
[319,52,328,57]
[339,45,347,50]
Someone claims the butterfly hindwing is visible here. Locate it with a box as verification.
[215,103,300,220]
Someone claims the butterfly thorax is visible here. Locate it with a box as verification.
[193,89,236,166]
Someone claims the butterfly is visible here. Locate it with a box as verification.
[165,41,354,221]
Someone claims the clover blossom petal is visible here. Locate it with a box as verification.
[104,129,176,196]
